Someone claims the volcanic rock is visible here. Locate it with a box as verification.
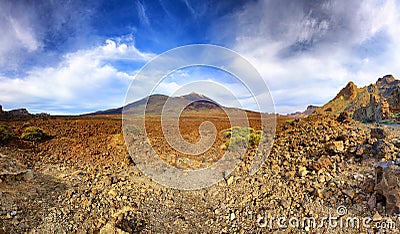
[353,94,390,122]
[375,161,400,215]
[371,128,386,139]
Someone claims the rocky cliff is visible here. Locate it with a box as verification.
[353,94,390,122]
[0,106,31,120]
[317,74,400,122]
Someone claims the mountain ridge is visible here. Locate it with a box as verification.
[89,92,222,116]
[316,74,400,122]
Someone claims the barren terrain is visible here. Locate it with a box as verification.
[1,113,400,233]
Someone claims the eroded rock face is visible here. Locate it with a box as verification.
[353,94,390,122]
[7,108,29,116]
[375,161,400,215]
[335,81,358,100]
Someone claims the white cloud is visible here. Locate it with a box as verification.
[0,39,154,114]
[0,13,40,67]
[9,17,40,52]
[214,0,400,113]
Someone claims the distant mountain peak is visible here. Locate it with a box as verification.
[179,92,213,102]
[378,74,396,83]
[288,105,319,118]
[90,92,221,116]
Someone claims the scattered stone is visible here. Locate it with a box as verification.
[343,189,355,199]
[229,212,236,221]
[368,195,376,210]
[371,128,386,140]
[298,166,308,177]
[108,189,118,197]
[23,169,34,181]
[70,170,83,177]
[0,155,31,182]
[226,176,234,186]
[100,223,128,234]
[337,112,350,123]
[372,212,382,222]
[326,141,344,153]
[318,175,325,183]
[392,139,400,148]
[3,104,399,233]
[313,155,333,172]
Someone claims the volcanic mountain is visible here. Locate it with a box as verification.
[316,74,400,122]
[90,92,222,116]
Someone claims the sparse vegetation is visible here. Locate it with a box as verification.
[0,125,13,143]
[125,125,142,135]
[21,126,48,142]
[222,126,263,150]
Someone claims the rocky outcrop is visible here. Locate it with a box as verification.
[334,81,358,100]
[353,127,398,160]
[353,94,390,122]
[0,106,33,120]
[316,80,365,115]
[317,74,400,122]
[375,161,400,215]
[7,108,29,116]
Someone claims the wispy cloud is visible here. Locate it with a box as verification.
[136,1,150,27]
[211,0,400,113]
[0,0,98,75]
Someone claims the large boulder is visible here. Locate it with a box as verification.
[375,161,400,215]
[371,128,386,139]
[0,154,33,183]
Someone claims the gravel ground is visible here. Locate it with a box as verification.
[1,114,400,233]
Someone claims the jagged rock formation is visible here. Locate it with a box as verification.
[317,74,400,122]
[7,108,30,116]
[335,81,358,100]
[353,94,390,122]
[0,106,32,120]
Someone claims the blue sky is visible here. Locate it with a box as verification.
[1,0,400,114]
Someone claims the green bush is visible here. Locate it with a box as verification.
[222,126,263,150]
[21,127,48,142]
[0,125,13,143]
